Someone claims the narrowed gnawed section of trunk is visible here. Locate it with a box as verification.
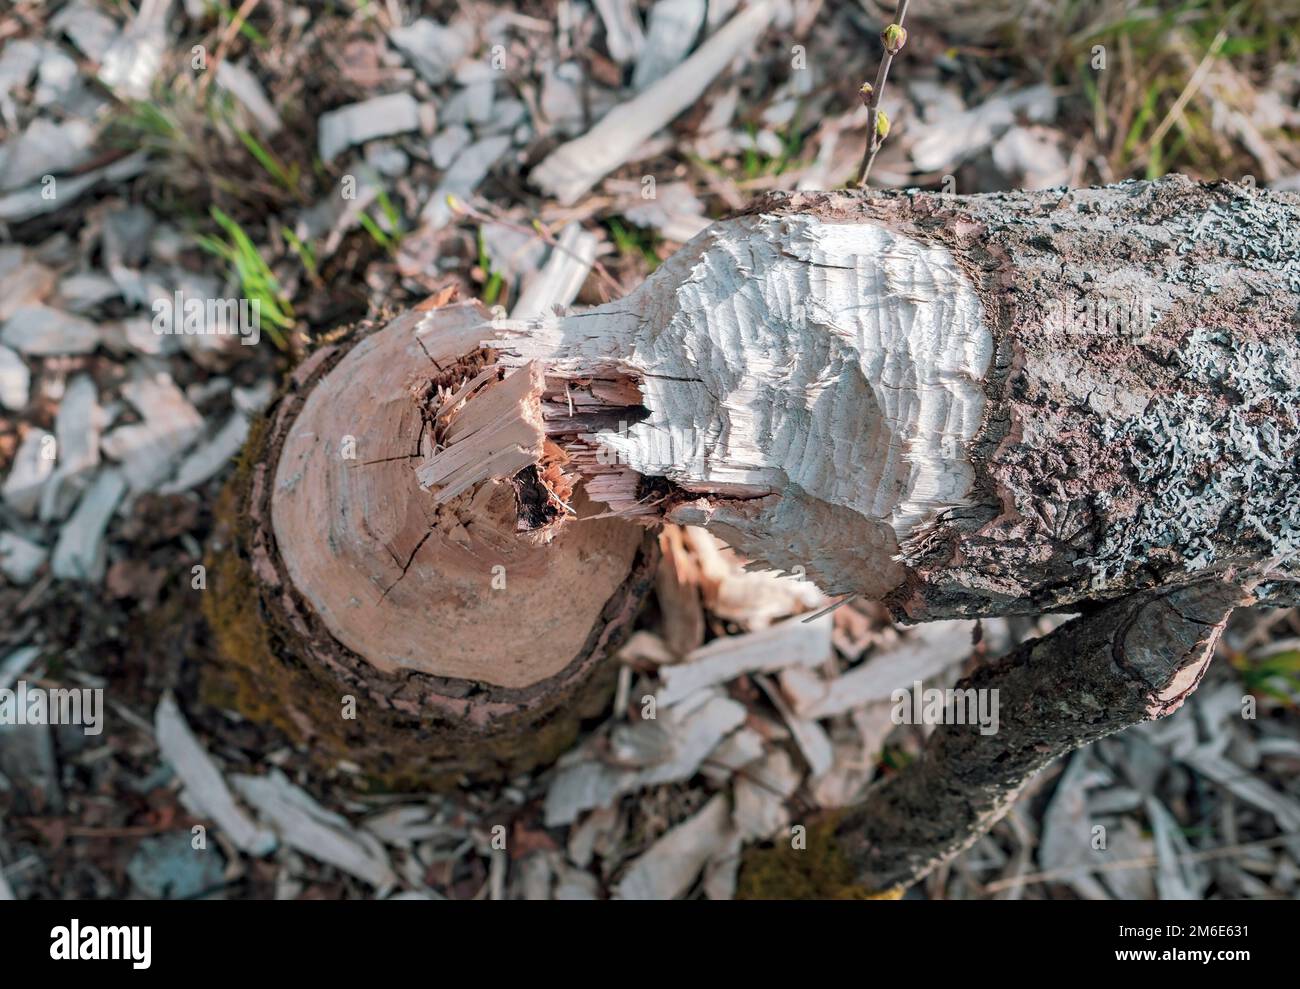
[408,177,1296,867]
[430,176,1299,620]
[204,304,654,789]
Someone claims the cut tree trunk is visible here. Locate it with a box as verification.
[211,176,1299,831]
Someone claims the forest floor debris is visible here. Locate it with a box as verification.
[1,0,1299,901]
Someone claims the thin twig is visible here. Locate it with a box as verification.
[855,0,912,188]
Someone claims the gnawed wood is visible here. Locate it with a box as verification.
[209,300,655,787]
[420,178,1300,620]
[268,304,645,690]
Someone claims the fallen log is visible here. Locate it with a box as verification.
[210,177,1299,878]
[439,176,1300,615]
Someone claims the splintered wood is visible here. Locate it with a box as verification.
[415,361,547,504]
[535,371,655,520]
[414,358,655,534]
[269,303,644,688]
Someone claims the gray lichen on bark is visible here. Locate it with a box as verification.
[1093,324,1300,583]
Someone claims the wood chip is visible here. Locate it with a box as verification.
[40,373,102,521]
[0,344,30,410]
[733,748,799,839]
[614,794,733,899]
[679,524,826,628]
[215,60,282,136]
[0,645,42,691]
[232,770,397,889]
[317,92,421,163]
[154,692,277,857]
[101,365,205,492]
[795,620,978,721]
[51,468,126,582]
[653,524,707,657]
[1038,751,1112,900]
[1,427,54,517]
[1181,745,1300,831]
[755,673,833,777]
[544,693,745,826]
[1145,796,1209,900]
[97,0,171,101]
[420,134,512,230]
[1,304,100,355]
[511,222,599,320]
[593,0,646,64]
[390,19,472,86]
[658,612,832,707]
[531,0,777,204]
[633,0,707,90]
[158,411,250,494]
[0,531,47,584]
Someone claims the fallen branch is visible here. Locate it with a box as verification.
[215,177,1299,837]
[833,578,1250,892]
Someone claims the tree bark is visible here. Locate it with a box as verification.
[833,578,1250,892]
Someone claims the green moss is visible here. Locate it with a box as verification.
[735,815,903,900]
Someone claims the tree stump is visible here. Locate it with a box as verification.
[204,303,655,790]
